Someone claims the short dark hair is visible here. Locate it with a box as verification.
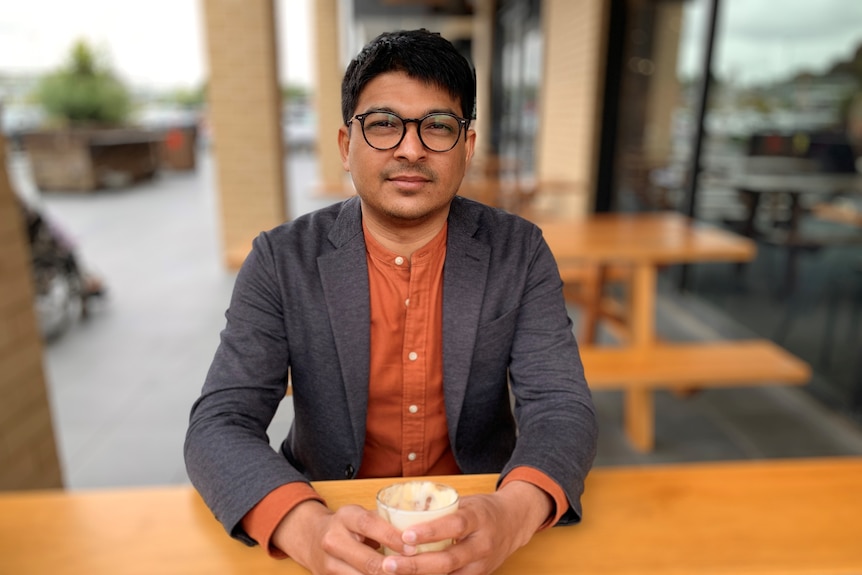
[341,29,476,124]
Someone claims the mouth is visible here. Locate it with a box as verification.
[388,174,431,183]
[386,173,432,191]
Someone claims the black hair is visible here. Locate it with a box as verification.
[341,29,476,124]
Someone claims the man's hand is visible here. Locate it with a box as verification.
[380,481,553,575]
[272,499,411,574]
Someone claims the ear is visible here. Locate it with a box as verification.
[338,125,351,171]
[464,128,477,166]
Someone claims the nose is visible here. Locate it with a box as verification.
[394,121,427,161]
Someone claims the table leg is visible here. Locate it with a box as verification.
[624,263,658,452]
[624,388,654,452]
[631,263,656,346]
[739,189,761,239]
[735,189,761,278]
[578,263,606,344]
[783,192,803,295]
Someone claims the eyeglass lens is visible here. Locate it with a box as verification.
[361,112,461,152]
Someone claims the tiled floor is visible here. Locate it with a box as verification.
[9,149,862,490]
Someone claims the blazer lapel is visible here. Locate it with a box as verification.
[317,198,370,455]
[442,198,491,442]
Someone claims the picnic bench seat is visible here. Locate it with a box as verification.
[579,339,812,451]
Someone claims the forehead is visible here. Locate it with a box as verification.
[355,71,460,116]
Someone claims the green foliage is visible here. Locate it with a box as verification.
[282,84,311,104]
[33,39,132,126]
[737,90,773,114]
[161,83,207,108]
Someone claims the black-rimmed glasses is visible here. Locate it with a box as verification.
[349,110,470,152]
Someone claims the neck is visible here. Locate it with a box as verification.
[361,208,449,260]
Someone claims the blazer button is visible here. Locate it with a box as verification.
[344,464,354,478]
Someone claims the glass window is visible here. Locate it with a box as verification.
[607,0,862,415]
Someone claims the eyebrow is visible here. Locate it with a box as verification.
[360,106,460,117]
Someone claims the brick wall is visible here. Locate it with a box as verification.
[202,0,287,269]
[0,140,64,490]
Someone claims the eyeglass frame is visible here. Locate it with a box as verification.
[348,110,472,153]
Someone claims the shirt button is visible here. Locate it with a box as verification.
[394,256,405,265]
[407,453,417,461]
[344,464,354,478]
[408,351,418,361]
[408,405,418,414]
[405,298,410,307]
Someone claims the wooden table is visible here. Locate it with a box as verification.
[538,211,756,346]
[711,171,862,291]
[537,212,810,451]
[2,458,861,574]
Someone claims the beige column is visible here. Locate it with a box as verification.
[313,0,350,196]
[0,140,64,490]
[202,0,287,270]
[535,0,610,217]
[472,0,495,161]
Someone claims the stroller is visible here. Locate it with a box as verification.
[18,196,105,339]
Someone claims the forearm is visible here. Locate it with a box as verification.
[494,480,555,546]
[271,499,333,563]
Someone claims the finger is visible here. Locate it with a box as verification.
[401,509,472,547]
[320,512,393,574]
[381,544,468,575]
[339,506,412,556]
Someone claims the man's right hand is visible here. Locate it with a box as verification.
[272,499,413,574]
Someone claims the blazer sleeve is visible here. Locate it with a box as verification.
[184,232,314,545]
[498,224,598,525]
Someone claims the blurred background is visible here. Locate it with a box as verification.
[2,0,862,491]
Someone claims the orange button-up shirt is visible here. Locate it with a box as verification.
[242,221,566,557]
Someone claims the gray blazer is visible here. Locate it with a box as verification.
[185,195,597,545]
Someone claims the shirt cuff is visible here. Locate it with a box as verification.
[241,482,326,559]
[499,466,568,531]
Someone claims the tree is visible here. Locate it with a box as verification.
[33,39,132,126]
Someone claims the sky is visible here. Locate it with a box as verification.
[679,0,862,85]
[0,0,313,91]
[1,0,861,94]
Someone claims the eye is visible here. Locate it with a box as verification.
[365,112,401,130]
[422,115,458,134]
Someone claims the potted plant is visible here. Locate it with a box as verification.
[24,39,160,192]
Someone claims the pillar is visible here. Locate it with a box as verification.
[0,139,64,490]
[536,0,610,217]
[313,0,350,195]
[202,0,288,269]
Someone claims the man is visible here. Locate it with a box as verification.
[185,29,597,575]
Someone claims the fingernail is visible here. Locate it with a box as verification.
[402,544,417,556]
[382,557,398,573]
[402,530,417,545]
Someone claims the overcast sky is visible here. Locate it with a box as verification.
[680,0,862,85]
[1,0,860,94]
[0,0,313,91]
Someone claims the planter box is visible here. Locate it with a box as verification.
[159,126,198,171]
[23,129,161,192]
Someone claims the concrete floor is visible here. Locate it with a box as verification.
[9,149,862,490]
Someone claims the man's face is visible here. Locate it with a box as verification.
[338,71,476,228]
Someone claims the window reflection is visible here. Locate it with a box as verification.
[491,0,541,189]
[609,0,862,414]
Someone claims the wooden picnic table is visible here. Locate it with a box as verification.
[537,211,757,346]
[1,457,859,574]
[536,212,810,451]
[710,170,862,291]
